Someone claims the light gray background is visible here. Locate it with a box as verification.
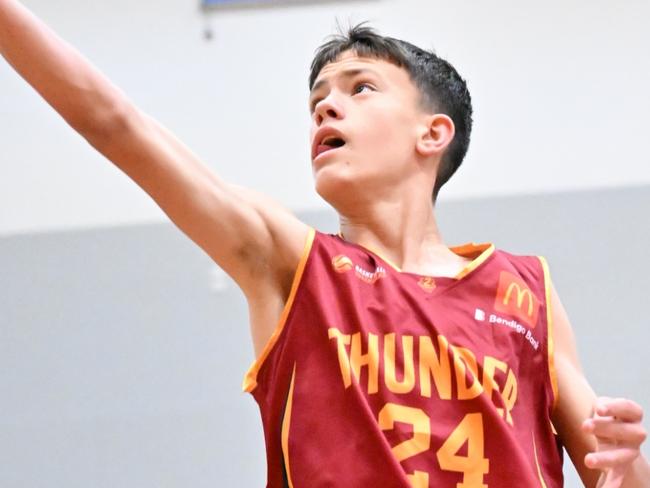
[2,186,649,487]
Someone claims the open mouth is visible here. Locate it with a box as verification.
[315,137,346,158]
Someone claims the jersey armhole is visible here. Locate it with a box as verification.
[242,227,316,393]
[538,255,559,413]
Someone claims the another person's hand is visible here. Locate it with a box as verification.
[582,397,647,487]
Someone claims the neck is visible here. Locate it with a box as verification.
[337,195,470,277]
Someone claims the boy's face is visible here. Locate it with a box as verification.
[308,50,430,209]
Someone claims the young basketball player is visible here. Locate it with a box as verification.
[1,1,647,486]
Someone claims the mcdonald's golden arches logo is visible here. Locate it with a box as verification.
[494,271,540,328]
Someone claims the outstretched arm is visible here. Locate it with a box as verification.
[0,0,308,297]
[0,0,311,359]
[550,282,649,488]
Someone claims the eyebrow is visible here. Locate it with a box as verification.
[310,68,381,96]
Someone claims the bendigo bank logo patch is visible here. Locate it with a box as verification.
[494,271,540,328]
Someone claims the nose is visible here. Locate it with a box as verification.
[313,95,343,125]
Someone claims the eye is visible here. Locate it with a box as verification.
[309,98,322,114]
[353,82,374,94]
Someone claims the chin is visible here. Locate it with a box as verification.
[313,164,363,210]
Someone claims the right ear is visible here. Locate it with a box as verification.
[415,113,455,159]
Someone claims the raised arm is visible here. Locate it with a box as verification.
[0,0,309,299]
[549,282,649,487]
[0,0,311,358]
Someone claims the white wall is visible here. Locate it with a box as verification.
[1,0,649,236]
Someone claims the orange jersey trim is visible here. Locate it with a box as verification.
[533,432,549,488]
[336,231,494,280]
[450,242,495,279]
[242,228,316,393]
[336,231,404,272]
[538,255,559,412]
[281,363,298,488]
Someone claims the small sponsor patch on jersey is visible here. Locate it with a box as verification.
[494,271,540,328]
[474,308,486,321]
[418,276,436,293]
[353,264,387,284]
[331,254,386,284]
[332,254,354,273]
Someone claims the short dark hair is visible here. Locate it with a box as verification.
[309,22,473,202]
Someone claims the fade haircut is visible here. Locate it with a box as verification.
[309,22,473,202]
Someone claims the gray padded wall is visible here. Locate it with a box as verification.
[1,185,648,487]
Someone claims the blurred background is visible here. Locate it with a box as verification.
[1,0,648,486]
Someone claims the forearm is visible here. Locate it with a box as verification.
[0,0,130,134]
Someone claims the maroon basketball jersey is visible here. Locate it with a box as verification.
[243,228,563,488]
